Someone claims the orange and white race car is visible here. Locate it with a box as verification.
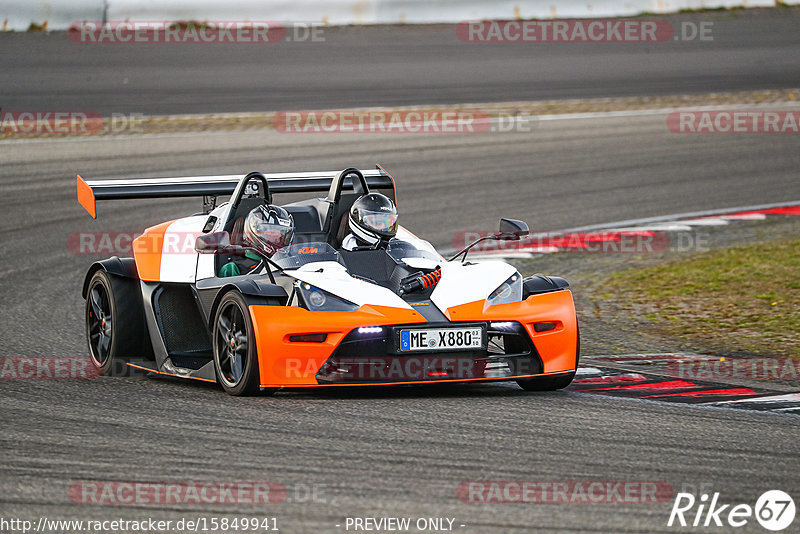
[77,166,578,395]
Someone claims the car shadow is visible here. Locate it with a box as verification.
[276,382,563,400]
[138,372,568,399]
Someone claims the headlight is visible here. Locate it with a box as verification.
[298,282,359,312]
[487,273,522,305]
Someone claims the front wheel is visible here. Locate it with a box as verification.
[516,371,575,391]
[213,292,276,396]
[517,324,579,391]
[85,270,149,376]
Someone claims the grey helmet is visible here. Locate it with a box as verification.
[243,204,294,256]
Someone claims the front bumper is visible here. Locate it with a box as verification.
[316,321,541,384]
[249,289,577,388]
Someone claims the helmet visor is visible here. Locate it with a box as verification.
[361,211,399,234]
[249,222,293,250]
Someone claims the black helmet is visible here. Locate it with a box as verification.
[243,204,294,257]
[349,193,398,245]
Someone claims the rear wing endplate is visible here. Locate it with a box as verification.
[77,165,396,218]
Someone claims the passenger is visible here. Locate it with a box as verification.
[219,204,294,277]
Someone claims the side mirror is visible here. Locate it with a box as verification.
[195,231,232,253]
[496,218,529,240]
[447,218,531,262]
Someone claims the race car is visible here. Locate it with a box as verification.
[76,165,579,395]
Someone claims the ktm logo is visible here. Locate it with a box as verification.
[297,247,318,254]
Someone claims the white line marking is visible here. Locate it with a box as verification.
[719,213,766,220]
[534,103,800,122]
[602,224,694,232]
[575,367,604,376]
[713,392,800,405]
[677,218,730,226]
[552,200,800,235]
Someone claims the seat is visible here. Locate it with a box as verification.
[327,192,360,248]
[224,197,267,244]
[215,197,267,276]
[281,192,360,248]
[335,208,352,247]
[281,199,328,244]
[284,204,324,233]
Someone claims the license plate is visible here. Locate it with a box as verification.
[399,327,484,352]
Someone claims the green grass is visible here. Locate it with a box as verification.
[607,238,800,357]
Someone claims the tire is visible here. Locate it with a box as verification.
[212,291,277,396]
[517,323,580,392]
[85,270,151,376]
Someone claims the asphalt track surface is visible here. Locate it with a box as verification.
[1,9,800,115]
[2,112,800,532]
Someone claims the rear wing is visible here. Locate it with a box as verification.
[77,165,396,218]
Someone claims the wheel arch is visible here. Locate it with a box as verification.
[522,274,569,298]
[206,280,288,330]
[82,256,139,298]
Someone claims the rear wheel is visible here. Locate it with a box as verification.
[85,270,150,376]
[213,292,277,396]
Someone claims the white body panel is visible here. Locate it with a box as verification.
[288,262,413,310]
[196,250,217,280]
[195,203,231,281]
[158,216,206,283]
[395,226,441,258]
[288,259,516,314]
[430,261,517,312]
[401,256,441,270]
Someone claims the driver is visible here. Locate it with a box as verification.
[342,193,398,250]
[219,204,294,277]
